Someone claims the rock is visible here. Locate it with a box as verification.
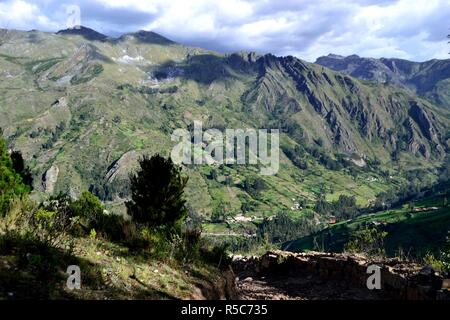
[260,253,279,272]
[441,279,450,290]
[51,97,68,108]
[42,165,59,194]
[419,265,435,277]
[105,150,139,184]
[233,250,442,300]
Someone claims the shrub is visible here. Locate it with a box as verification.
[423,253,445,273]
[71,191,104,230]
[344,227,388,257]
[30,208,70,248]
[40,191,126,242]
[1,197,73,251]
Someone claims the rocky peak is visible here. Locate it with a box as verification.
[56,26,109,42]
[119,30,174,45]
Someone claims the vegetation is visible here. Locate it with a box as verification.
[0,28,449,298]
[285,185,450,259]
[0,146,228,299]
[315,194,359,221]
[0,131,31,215]
[344,227,388,257]
[126,155,189,236]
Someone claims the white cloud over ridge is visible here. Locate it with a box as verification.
[0,0,449,62]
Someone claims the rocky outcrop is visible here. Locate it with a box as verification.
[233,251,450,300]
[42,165,59,194]
[408,102,438,143]
[51,97,68,108]
[105,150,139,184]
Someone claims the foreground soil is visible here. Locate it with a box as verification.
[236,272,382,300]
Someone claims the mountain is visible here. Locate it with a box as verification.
[316,54,450,108]
[56,26,109,42]
[0,27,449,229]
[118,30,175,45]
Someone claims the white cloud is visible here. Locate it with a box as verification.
[0,0,448,62]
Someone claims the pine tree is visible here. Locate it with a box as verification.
[126,154,188,234]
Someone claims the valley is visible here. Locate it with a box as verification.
[0,27,450,303]
[0,27,449,247]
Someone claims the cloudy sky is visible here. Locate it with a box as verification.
[0,0,449,62]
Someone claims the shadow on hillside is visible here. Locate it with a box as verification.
[149,53,260,85]
[0,233,179,300]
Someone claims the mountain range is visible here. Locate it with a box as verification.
[0,26,449,227]
[316,53,450,108]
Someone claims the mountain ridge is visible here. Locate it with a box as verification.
[316,53,450,108]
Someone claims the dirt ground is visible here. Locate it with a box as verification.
[236,271,383,300]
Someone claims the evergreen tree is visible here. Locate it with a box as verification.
[126,154,188,234]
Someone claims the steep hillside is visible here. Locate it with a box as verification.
[0,27,449,235]
[316,54,450,108]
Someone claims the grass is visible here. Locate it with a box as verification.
[0,231,224,300]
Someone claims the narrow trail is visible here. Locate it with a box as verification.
[235,270,382,300]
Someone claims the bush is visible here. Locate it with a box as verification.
[71,191,104,231]
[41,191,127,242]
[1,197,73,251]
[30,208,73,248]
[344,227,388,257]
[423,253,445,273]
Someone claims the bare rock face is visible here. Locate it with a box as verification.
[105,150,139,184]
[51,97,68,108]
[42,165,59,194]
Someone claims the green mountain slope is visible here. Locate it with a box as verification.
[0,27,449,232]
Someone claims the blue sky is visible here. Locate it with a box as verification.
[0,0,449,62]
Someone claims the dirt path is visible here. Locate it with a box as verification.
[236,271,383,300]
